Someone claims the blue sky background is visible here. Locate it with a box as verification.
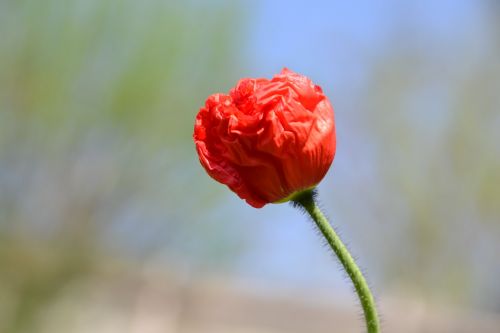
[211,0,495,291]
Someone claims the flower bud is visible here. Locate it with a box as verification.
[194,68,336,208]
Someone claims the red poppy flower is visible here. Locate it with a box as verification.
[194,68,336,208]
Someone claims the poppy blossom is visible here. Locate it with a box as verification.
[194,68,336,208]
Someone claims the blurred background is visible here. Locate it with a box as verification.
[1,0,499,332]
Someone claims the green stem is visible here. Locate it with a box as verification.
[292,189,380,333]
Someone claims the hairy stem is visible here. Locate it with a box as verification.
[292,189,380,333]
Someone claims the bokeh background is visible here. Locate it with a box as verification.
[1,0,499,332]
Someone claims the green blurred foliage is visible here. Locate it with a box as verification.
[0,1,247,332]
[356,5,500,308]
